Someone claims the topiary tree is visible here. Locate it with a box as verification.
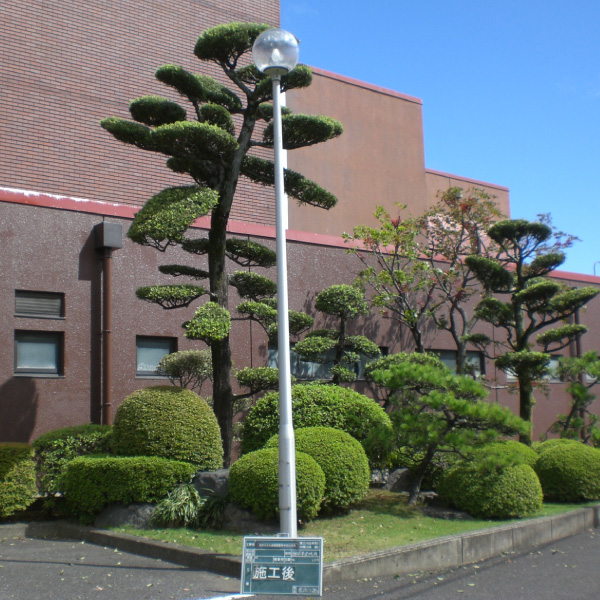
[266,427,370,513]
[0,443,37,518]
[239,383,392,465]
[534,442,600,502]
[229,447,325,522]
[370,354,528,504]
[465,217,599,444]
[101,22,342,465]
[111,386,223,470]
[293,284,380,383]
[32,424,113,500]
[156,349,212,393]
[547,351,600,445]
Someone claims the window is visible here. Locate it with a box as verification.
[136,336,176,376]
[15,290,64,318]
[431,349,484,378]
[15,330,63,375]
[268,343,381,381]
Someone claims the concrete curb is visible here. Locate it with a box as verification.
[2,506,599,584]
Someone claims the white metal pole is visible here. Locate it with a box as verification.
[271,74,297,538]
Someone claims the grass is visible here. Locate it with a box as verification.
[112,489,596,563]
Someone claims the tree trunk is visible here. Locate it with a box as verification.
[518,375,534,446]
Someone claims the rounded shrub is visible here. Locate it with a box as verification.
[439,460,542,519]
[229,447,325,522]
[0,443,37,518]
[535,443,600,502]
[266,427,370,512]
[480,440,540,468]
[62,454,196,524]
[32,424,113,497]
[240,384,391,464]
[112,386,223,470]
[533,438,581,455]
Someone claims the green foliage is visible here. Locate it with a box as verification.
[264,114,343,150]
[127,186,218,250]
[439,460,542,519]
[0,443,37,518]
[100,117,154,150]
[240,384,392,466]
[495,351,550,380]
[112,386,223,470]
[62,455,196,524]
[150,483,207,528]
[241,156,337,210]
[129,95,187,126]
[315,284,368,319]
[266,427,370,513]
[159,264,209,280]
[197,103,235,135]
[184,302,231,343]
[481,440,540,468]
[370,357,527,503]
[535,443,600,501]
[229,271,277,300]
[533,438,581,454]
[229,448,325,522]
[156,350,212,393]
[136,284,207,309]
[193,22,269,65]
[235,367,282,395]
[32,424,113,497]
[225,239,276,268]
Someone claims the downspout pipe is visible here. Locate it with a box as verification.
[93,222,123,426]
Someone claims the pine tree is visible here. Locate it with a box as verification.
[101,23,342,464]
[465,217,599,444]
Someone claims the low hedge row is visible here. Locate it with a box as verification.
[62,455,196,524]
[0,443,37,518]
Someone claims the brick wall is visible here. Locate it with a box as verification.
[0,0,279,225]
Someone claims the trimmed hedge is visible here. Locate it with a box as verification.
[439,460,542,519]
[533,438,581,455]
[111,386,223,470]
[534,443,600,502]
[0,443,37,518]
[229,448,325,522]
[480,440,540,468]
[240,384,391,464]
[32,424,113,497]
[266,427,370,513]
[62,455,196,524]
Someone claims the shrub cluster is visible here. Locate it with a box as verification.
[266,427,370,513]
[111,386,223,470]
[240,384,391,465]
[439,461,542,519]
[0,443,37,518]
[62,455,196,524]
[534,442,600,502]
[229,448,325,522]
[32,424,113,497]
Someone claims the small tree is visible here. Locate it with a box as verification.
[344,188,502,368]
[293,284,380,383]
[465,217,599,444]
[547,351,600,445]
[157,349,212,393]
[101,22,342,464]
[371,354,527,504]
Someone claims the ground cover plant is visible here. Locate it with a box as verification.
[112,489,595,562]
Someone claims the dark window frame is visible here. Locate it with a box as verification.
[14,330,64,376]
[135,336,177,377]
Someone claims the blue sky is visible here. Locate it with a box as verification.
[281,1,600,276]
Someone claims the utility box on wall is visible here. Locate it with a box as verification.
[94,222,123,250]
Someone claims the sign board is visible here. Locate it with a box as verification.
[241,536,323,596]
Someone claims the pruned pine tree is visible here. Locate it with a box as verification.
[370,354,526,504]
[293,284,380,383]
[465,217,599,444]
[101,22,342,465]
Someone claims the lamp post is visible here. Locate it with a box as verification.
[253,28,300,538]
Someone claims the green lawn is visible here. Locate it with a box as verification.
[112,490,596,563]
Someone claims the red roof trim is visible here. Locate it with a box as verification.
[2,187,597,284]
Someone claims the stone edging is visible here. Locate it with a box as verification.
[2,506,599,583]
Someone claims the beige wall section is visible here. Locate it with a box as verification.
[425,169,511,217]
[286,68,428,236]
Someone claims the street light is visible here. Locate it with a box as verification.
[253,28,299,538]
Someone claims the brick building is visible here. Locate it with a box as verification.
[1,0,598,443]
